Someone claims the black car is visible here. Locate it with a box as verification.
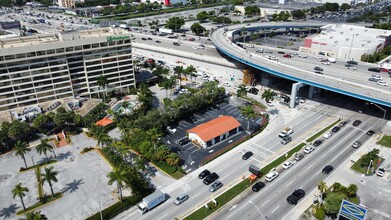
[242,151,253,160]
[184,116,196,124]
[173,42,180,46]
[198,169,210,179]
[248,88,259,95]
[314,67,323,71]
[352,120,362,126]
[155,40,161,43]
[331,126,340,133]
[313,140,322,147]
[287,189,306,205]
[203,172,219,185]
[368,67,380,72]
[147,37,152,40]
[278,51,285,54]
[141,37,147,40]
[322,165,334,174]
[347,60,358,65]
[252,182,265,192]
[315,71,323,75]
[367,130,375,136]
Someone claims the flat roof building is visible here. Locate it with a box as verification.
[0,28,135,112]
[187,116,241,149]
[300,24,391,61]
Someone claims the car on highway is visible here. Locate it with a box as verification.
[198,169,211,179]
[376,167,385,177]
[256,48,263,53]
[347,60,358,65]
[283,54,292,58]
[268,56,278,61]
[174,193,189,205]
[339,121,347,127]
[141,37,147,40]
[247,44,254,48]
[314,71,323,75]
[264,49,273,53]
[298,54,307,58]
[322,165,333,174]
[331,126,340,133]
[314,67,323,71]
[377,80,388,86]
[367,130,375,136]
[147,37,152,40]
[352,140,361,148]
[368,77,380,82]
[290,52,298,55]
[352,120,362,126]
[209,180,223,192]
[321,60,331,65]
[294,153,304,161]
[167,126,177,133]
[368,67,380,72]
[345,64,357,70]
[315,55,323,59]
[282,161,294,169]
[287,189,305,205]
[372,75,382,80]
[278,51,285,54]
[323,132,333,139]
[313,140,322,147]
[281,135,292,145]
[242,151,253,160]
[252,182,265,192]
[304,145,315,154]
[173,42,180,46]
[265,171,279,182]
[203,172,219,185]
[155,40,161,43]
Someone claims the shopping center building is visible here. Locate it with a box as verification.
[0,28,135,111]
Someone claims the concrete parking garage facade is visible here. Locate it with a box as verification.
[0,28,135,111]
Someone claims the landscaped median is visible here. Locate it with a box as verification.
[19,159,58,173]
[16,193,62,215]
[184,118,340,220]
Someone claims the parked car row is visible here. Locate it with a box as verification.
[199,169,223,192]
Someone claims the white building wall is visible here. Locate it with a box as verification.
[188,133,206,148]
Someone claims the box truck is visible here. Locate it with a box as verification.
[159,28,173,34]
[138,190,166,214]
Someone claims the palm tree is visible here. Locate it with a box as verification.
[36,140,52,161]
[174,66,184,87]
[237,84,248,97]
[240,105,255,132]
[346,184,358,198]
[113,141,128,161]
[166,153,180,166]
[97,75,108,102]
[94,126,110,148]
[171,99,182,119]
[147,128,162,157]
[38,139,56,158]
[12,183,29,210]
[41,166,58,197]
[184,65,197,83]
[14,141,31,169]
[155,145,170,161]
[161,79,174,99]
[317,180,328,206]
[22,211,47,220]
[107,168,127,202]
[261,89,277,103]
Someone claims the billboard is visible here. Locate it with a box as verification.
[338,199,367,220]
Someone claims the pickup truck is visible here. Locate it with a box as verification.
[279,127,294,138]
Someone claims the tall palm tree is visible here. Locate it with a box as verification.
[22,211,47,220]
[240,105,255,132]
[237,84,248,97]
[41,166,58,197]
[97,75,108,102]
[317,180,328,206]
[346,184,358,198]
[12,183,29,210]
[261,89,277,103]
[14,141,31,169]
[36,140,51,161]
[170,99,182,119]
[107,168,127,202]
[146,128,162,157]
[94,126,110,148]
[38,139,56,158]
[113,141,128,161]
[161,79,174,99]
[166,153,180,166]
[184,65,197,83]
[174,66,184,87]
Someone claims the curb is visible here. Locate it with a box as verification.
[94,148,114,169]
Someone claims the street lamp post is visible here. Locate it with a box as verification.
[371,103,387,134]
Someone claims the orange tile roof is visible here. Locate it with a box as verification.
[187,116,241,142]
[95,118,113,127]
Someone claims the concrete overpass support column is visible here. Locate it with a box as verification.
[308,86,315,99]
[290,82,304,108]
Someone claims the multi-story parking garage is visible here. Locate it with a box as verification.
[0,28,135,111]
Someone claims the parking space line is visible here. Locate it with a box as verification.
[251,157,262,163]
[271,205,280,213]
[252,143,275,154]
[191,149,200,154]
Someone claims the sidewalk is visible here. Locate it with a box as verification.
[289,134,391,220]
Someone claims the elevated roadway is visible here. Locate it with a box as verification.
[211,22,391,107]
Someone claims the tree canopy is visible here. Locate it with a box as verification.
[190,23,206,35]
[164,17,185,31]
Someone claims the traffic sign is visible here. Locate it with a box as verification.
[338,199,367,220]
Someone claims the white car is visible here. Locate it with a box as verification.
[167,126,177,133]
[223,82,231,87]
[290,52,298,55]
[304,145,315,154]
[282,161,294,169]
[323,132,333,139]
[247,44,254,48]
[269,56,278,61]
[256,48,263,53]
[298,54,307,58]
[315,55,323,59]
[376,167,385,177]
[377,80,387,86]
[265,171,279,182]
[321,61,331,65]
[372,75,382,80]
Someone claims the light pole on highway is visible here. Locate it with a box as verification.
[370,102,387,134]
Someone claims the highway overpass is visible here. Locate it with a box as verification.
[211,22,391,108]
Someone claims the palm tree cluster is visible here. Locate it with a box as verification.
[14,139,56,170]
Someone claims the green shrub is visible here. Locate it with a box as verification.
[313,206,325,220]
[82,147,93,153]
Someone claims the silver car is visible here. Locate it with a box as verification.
[174,193,189,205]
[209,180,223,192]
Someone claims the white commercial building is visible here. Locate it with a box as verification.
[300,24,391,61]
[139,0,186,5]
[0,28,135,112]
[234,5,292,19]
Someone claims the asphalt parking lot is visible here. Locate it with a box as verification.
[163,101,262,173]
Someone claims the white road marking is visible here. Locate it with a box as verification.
[261,199,270,207]
[271,205,280,213]
[191,149,200,154]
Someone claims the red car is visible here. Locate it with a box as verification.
[283,54,292,58]
[188,38,195,41]
[146,58,155,64]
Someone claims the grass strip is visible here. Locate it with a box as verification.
[16,193,62,215]
[35,167,43,200]
[377,135,391,148]
[19,159,58,173]
[351,156,384,174]
[306,119,340,143]
[184,179,251,220]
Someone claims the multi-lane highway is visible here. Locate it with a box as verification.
[211,115,379,220]
[211,22,391,107]
[113,99,362,220]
